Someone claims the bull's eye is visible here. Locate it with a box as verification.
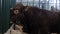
[14,10,19,14]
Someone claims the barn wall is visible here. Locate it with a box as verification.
[0,0,2,34]
[10,0,16,8]
[1,0,16,34]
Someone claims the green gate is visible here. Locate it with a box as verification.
[1,0,16,34]
[0,0,2,34]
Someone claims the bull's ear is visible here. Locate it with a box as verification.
[24,6,31,12]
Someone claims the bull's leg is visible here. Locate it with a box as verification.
[30,26,49,34]
[40,26,49,34]
[13,24,15,30]
[25,24,40,34]
[22,24,31,34]
[30,26,40,34]
[57,24,60,34]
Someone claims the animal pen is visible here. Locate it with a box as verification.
[0,0,60,34]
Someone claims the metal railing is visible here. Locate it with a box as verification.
[16,0,60,11]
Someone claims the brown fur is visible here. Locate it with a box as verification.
[10,4,60,34]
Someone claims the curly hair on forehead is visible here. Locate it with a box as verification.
[13,3,24,10]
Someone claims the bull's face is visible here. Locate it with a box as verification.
[10,7,25,25]
[10,5,31,25]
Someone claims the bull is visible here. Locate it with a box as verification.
[10,4,60,34]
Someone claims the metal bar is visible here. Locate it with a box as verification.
[39,0,40,8]
[27,0,28,6]
[21,0,22,3]
[33,0,34,6]
[56,0,57,10]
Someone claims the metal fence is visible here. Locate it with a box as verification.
[16,0,60,11]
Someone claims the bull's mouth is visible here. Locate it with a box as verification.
[10,20,23,26]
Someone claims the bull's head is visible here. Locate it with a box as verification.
[10,4,24,25]
[10,3,31,26]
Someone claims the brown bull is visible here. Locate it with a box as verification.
[23,6,59,34]
[10,4,60,34]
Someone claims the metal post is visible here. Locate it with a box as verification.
[21,0,22,3]
[33,0,34,6]
[56,0,57,10]
[39,0,40,8]
[27,0,28,6]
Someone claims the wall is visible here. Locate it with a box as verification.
[1,0,16,34]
